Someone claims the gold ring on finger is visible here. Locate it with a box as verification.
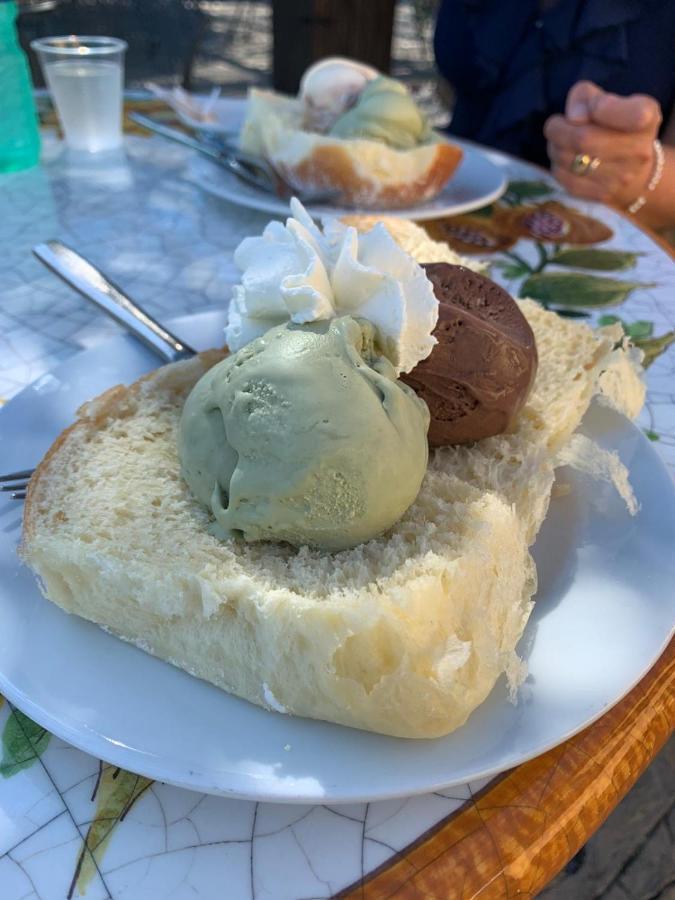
[571,153,601,176]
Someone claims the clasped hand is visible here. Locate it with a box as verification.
[544,80,661,208]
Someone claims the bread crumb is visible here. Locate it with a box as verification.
[556,433,638,515]
[263,682,288,714]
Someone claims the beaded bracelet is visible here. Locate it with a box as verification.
[627,139,665,215]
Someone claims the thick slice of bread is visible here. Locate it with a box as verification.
[240,89,463,209]
[21,303,640,738]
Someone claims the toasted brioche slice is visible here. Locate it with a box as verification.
[21,302,641,738]
[240,89,463,209]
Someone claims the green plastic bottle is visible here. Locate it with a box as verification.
[0,0,40,172]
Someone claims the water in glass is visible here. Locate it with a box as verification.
[43,59,123,152]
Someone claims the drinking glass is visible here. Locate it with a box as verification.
[31,35,127,153]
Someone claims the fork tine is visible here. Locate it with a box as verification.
[1,482,29,492]
[11,491,26,500]
[0,468,34,482]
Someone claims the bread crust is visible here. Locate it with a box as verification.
[279,141,463,209]
[239,88,463,209]
[23,351,226,544]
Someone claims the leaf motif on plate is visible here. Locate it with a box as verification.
[0,708,50,779]
[550,248,641,271]
[519,273,654,307]
[70,764,153,898]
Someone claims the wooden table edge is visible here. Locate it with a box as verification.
[338,641,673,900]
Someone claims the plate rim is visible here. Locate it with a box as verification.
[0,613,672,804]
[188,136,507,221]
[0,311,673,803]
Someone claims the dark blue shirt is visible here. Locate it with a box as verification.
[434,0,675,165]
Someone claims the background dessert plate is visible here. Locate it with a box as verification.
[174,93,244,138]
[0,310,673,804]
[182,97,506,218]
[189,139,506,220]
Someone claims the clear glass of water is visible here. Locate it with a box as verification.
[31,36,127,153]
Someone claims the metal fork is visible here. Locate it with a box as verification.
[0,469,33,500]
[1,242,198,501]
[128,112,340,205]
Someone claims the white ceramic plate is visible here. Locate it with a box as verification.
[0,311,673,804]
[184,97,507,220]
[175,94,244,138]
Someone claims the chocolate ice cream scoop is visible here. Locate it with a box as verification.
[402,263,537,447]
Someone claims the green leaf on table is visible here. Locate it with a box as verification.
[504,180,554,202]
[519,273,654,307]
[550,308,590,319]
[596,315,653,339]
[644,429,660,442]
[471,203,494,218]
[503,264,532,278]
[550,248,641,271]
[634,332,675,368]
[71,765,153,898]
[494,259,531,278]
[623,321,654,341]
[595,316,668,360]
[1,709,51,778]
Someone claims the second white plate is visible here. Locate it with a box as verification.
[190,139,507,221]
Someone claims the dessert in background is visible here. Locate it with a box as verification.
[240,57,463,208]
[403,263,538,446]
[178,316,429,551]
[299,57,377,132]
[328,76,433,150]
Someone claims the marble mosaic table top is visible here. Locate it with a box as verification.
[0,132,673,900]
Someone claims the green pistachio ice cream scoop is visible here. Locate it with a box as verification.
[328,76,433,150]
[178,316,430,551]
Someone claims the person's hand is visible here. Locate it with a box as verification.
[544,81,662,208]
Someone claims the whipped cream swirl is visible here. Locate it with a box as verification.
[225,199,439,375]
